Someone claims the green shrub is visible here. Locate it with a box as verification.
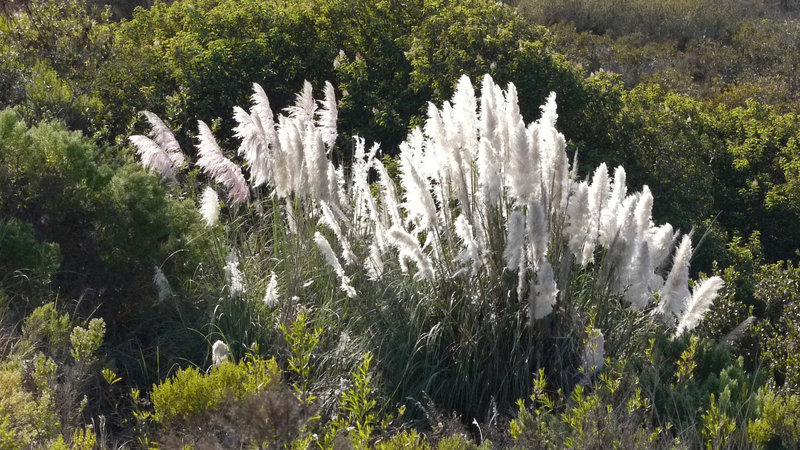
[150,354,280,427]
[749,387,800,449]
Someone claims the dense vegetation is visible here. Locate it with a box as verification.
[2,0,800,447]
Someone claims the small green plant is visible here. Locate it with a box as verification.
[323,352,379,448]
[280,308,322,407]
[69,318,105,366]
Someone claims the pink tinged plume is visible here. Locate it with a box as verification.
[316,81,338,152]
[129,135,177,180]
[195,121,250,206]
[658,234,693,323]
[675,276,724,336]
[141,111,186,168]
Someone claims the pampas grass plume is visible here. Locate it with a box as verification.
[200,186,220,227]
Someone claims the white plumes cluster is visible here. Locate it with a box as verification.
[131,74,721,336]
[200,186,220,227]
[233,81,339,202]
[129,111,187,180]
[225,74,720,332]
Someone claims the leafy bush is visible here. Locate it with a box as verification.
[150,355,280,427]
[0,303,106,448]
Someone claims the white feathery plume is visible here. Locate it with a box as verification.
[316,81,338,151]
[374,159,403,228]
[364,241,385,281]
[141,111,185,168]
[314,231,357,298]
[286,80,316,123]
[263,272,279,308]
[658,234,693,322]
[399,152,438,232]
[526,200,549,269]
[224,250,245,297]
[212,340,230,367]
[623,240,654,310]
[504,210,526,271]
[635,185,654,237]
[199,186,221,227]
[129,135,177,180]
[530,261,558,321]
[547,131,569,214]
[386,226,434,280]
[600,166,627,245]
[153,266,172,302]
[479,74,500,147]
[196,120,250,205]
[676,276,724,335]
[587,163,610,247]
[233,105,271,187]
[647,223,675,271]
[506,117,534,204]
[454,214,482,275]
[476,138,503,211]
[251,83,279,145]
[450,75,479,163]
[280,118,306,197]
[318,201,356,265]
[303,125,331,201]
[565,181,592,264]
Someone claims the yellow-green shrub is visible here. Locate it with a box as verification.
[150,355,280,427]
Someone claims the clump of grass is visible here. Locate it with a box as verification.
[135,73,723,423]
